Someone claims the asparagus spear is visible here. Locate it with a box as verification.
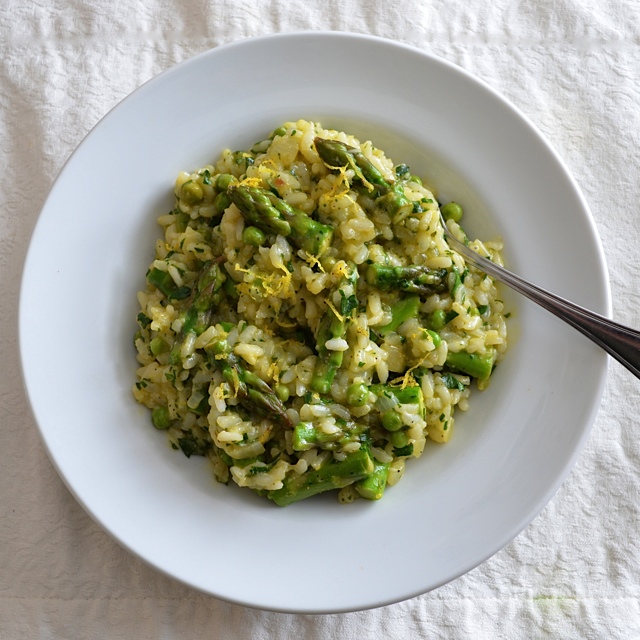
[355,459,389,500]
[445,348,495,380]
[228,185,333,256]
[310,261,359,394]
[377,295,421,336]
[369,384,426,431]
[267,446,375,506]
[314,137,412,218]
[205,336,293,428]
[168,260,227,365]
[292,418,364,452]
[366,264,448,295]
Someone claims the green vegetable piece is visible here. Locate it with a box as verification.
[181,180,204,205]
[151,406,171,430]
[292,422,317,451]
[346,382,369,407]
[275,384,290,403]
[393,443,414,457]
[314,137,412,218]
[355,460,389,500]
[445,349,495,380]
[390,429,409,449]
[370,384,425,424]
[150,337,169,355]
[429,308,447,331]
[366,264,448,295]
[268,447,375,506]
[310,261,358,394]
[381,409,403,432]
[242,225,266,247]
[440,372,465,391]
[175,211,190,233]
[228,185,334,255]
[177,436,199,458]
[426,329,441,347]
[213,192,231,216]
[271,126,287,138]
[205,335,292,428]
[147,268,192,301]
[441,201,463,223]
[215,173,236,191]
[378,295,420,336]
[137,312,151,329]
[168,260,227,365]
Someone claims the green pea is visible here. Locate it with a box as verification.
[382,409,403,432]
[150,337,169,355]
[151,406,171,430]
[213,192,231,215]
[242,225,266,247]
[390,429,409,448]
[429,308,447,331]
[271,126,287,138]
[346,382,369,407]
[181,180,203,205]
[215,173,236,191]
[275,384,290,403]
[426,329,441,347]
[441,201,463,223]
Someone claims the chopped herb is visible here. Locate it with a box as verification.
[178,437,199,458]
[135,379,148,390]
[443,310,459,324]
[137,312,151,329]
[395,164,410,177]
[440,372,465,391]
[477,304,489,315]
[201,169,213,185]
[439,412,445,422]
[393,443,414,457]
[339,291,358,317]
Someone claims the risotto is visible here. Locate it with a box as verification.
[132,120,508,505]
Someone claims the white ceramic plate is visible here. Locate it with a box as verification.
[20,32,609,613]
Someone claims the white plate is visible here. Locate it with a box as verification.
[19,32,610,613]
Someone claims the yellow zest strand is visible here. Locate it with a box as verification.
[325,298,344,323]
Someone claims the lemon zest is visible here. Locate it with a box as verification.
[325,298,344,323]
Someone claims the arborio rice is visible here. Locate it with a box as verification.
[133,120,508,506]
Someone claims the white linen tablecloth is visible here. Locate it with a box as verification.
[3,1,640,637]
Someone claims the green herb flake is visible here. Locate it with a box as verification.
[178,437,198,458]
[440,372,465,391]
[443,310,459,324]
[137,312,152,329]
[339,291,358,317]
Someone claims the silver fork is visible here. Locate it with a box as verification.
[440,214,640,379]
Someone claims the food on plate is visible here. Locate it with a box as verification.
[132,120,508,505]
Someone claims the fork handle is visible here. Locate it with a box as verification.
[445,230,640,378]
